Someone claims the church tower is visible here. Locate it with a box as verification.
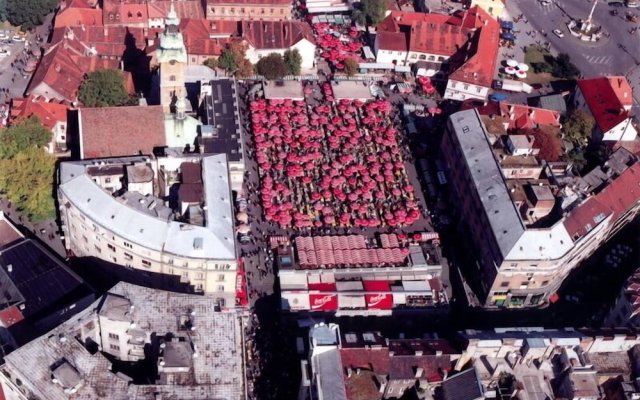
[156,3,187,112]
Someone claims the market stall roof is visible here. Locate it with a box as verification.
[263,80,304,100]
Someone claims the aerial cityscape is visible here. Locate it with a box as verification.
[0,0,639,399]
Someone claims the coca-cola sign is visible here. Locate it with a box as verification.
[310,294,338,310]
[365,293,392,309]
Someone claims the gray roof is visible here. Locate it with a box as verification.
[442,368,484,400]
[315,348,347,400]
[536,94,567,114]
[1,282,245,400]
[59,155,236,260]
[448,109,525,259]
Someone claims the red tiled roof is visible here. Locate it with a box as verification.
[242,20,314,49]
[409,20,471,56]
[10,96,68,130]
[563,197,611,240]
[340,347,390,374]
[594,162,640,221]
[27,42,120,102]
[376,31,407,52]
[448,6,499,88]
[180,19,238,56]
[79,105,166,159]
[61,0,93,8]
[51,26,147,57]
[498,102,561,130]
[103,0,148,26]
[206,0,290,5]
[577,76,633,133]
[54,6,103,28]
[147,0,204,19]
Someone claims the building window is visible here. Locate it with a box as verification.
[241,7,245,13]
[142,260,151,268]
[83,235,88,243]
[270,8,274,13]
[195,284,204,292]
[110,344,120,351]
[500,282,509,287]
[230,8,234,13]
[107,243,116,252]
[105,177,111,183]
[191,57,196,62]
[169,75,176,82]
[124,242,132,249]
[217,285,224,291]
[196,273,204,280]
[108,333,119,340]
[541,280,549,286]
[218,274,225,282]
[124,252,133,261]
[94,245,102,253]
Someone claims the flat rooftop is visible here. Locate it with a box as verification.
[331,81,374,100]
[263,80,304,100]
[0,215,22,249]
[2,282,245,400]
[201,79,244,163]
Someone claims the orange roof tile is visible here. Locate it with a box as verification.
[147,0,204,20]
[51,25,147,57]
[206,0,290,5]
[10,96,68,130]
[79,105,166,159]
[498,102,561,130]
[577,76,634,133]
[242,20,314,49]
[179,19,238,56]
[103,0,148,26]
[54,7,103,28]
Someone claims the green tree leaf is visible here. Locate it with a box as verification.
[78,69,132,107]
[6,0,57,30]
[256,53,288,80]
[283,49,302,75]
[0,115,51,159]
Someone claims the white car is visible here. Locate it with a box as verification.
[0,32,7,40]
[553,29,565,38]
[540,0,552,5]
[0,49,10,57]
[12,35,25,42]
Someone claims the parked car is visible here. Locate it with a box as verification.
[609,1,624,6]
[0,49,10,57]
[626,0,639,7]
[0,31,8,40]
[540,0,552,5]
[12,35,25,42]
[553,29,565,38]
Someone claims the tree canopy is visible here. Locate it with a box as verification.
[551,53,580,80]
[218,42,254,77]
[343,58,359,76]
[6,0,57,30]
[0,116,50,159]
[352,0,387,26]
[203,58,218,70]
[283,49,302,75]
[0,117,56,222]
[256,53,288,80]
[563,110,595,147]
[78,69,134,107]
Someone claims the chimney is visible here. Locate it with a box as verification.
[54,64,62,73]
[104,26,108,36]
[264,23,267,33]
[415,350,423,356]
[529,109,536,118]
[436,350,443,356]
[283,24,288,39]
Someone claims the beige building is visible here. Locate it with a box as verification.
[0,282,245,400]
[205,0,292,21]
[466,0,505,19]
[58,154,238,300]
[441,109,640,308]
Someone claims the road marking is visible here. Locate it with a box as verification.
[536,2,554,14]
[584,55,612,65]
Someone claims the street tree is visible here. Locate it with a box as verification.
[343,58,359,76]
[218,42,253,77]
[256,53,288,80]
[563,110,595,147]
[283,49,302,75]
[552,53,580,79]
[79,69,133,107]
[0,116,50,159]
[352,0,387,26]
[203,58,218,70]
[6,0,57,30]
[0,146,56,222]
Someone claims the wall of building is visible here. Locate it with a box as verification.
[444,79,489,101]
[206,4,292,21]
[470,0,505,19]
[59,192,237,294]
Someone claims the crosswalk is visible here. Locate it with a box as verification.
[582,54,613,65]
[536,2,555,14]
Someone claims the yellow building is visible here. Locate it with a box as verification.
[469,0,504,19]
[205,0,292,21]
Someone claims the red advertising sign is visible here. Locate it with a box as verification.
[309,294,338,310]
[365,293,393,310]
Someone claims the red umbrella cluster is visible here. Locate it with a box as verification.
[314,24,363,68]
[250,95,422,230]
[417,76,436,95]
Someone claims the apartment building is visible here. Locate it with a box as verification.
[441,109,640,308]
[57,154,238,301]
[0,282,245,400]
[205,0,292,21]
